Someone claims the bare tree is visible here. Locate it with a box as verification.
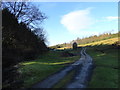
[2,2,47,29]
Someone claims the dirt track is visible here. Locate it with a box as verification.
[32,48,94,88]
[66,48,94,88]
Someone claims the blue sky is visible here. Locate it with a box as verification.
[32,2,118,46]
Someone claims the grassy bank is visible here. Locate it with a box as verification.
[18,49,81,88]
[87,45,118,88]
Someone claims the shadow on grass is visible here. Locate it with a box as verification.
[18,48,81,88]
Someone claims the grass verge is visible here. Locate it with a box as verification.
[87,45,118,88]
[18,49,81,88]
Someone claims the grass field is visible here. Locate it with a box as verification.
[55,37,119,88]
[86,45,118,88]
[53,47,118,88]
[18,49,81,88]
[18,37,119,88]
[78,37,119,88]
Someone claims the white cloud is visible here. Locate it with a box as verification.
[61,8,94,34]
[106,16,119,21]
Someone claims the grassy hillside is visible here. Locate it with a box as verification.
[79,37,119,47]
[52,39,119,88]
[78,36,119,88]
[50,32,119,49]
[76,33,119,88]
[56,37,119,50]
[51,34,119,88]
[75,32,118,45]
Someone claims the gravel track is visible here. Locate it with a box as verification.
[32,48,94,88]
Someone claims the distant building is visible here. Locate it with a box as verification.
[72,42,77,50]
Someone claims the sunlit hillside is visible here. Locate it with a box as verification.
[50,32,119,49]
[56,37,119,50]
[78,37,119,47]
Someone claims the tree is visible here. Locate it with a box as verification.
[2,2,47,30]
[2,8,24,88]
[2,4,48,88]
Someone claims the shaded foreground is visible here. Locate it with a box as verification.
[32,48,94,88]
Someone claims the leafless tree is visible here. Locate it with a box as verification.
[2,2,47,29]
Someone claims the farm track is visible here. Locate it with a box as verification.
[66,48,94,88]
[32,48,94,88]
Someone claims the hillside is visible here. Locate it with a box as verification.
[51,32,119,88]
[50,32,119,49]
[78,37,119,47]
[17,32,119,88]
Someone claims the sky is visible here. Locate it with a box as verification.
[32,2,118,46]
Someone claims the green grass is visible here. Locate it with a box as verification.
[19,64,64,88]
[18,39,119,88]
[89,67,118,88]
[18,49,80,88]
[87,45,118,88]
